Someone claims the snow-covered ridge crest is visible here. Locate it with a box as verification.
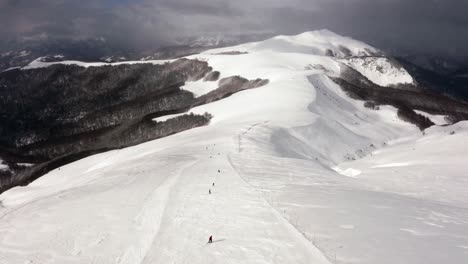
[206,29,413,87]
[206,29,380,58]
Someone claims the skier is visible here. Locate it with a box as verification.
[218,169,220,173]
[208,235,213,243]
[212,182,215,187]
[209,189,211,194]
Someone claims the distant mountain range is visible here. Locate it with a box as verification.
[0,33,274,70]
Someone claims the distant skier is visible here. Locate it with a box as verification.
[208,235,213,243]
[212,182,215,187]
[209,189,211,194]
[218,170,220,173]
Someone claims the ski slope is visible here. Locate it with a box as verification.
[1,30,468,264]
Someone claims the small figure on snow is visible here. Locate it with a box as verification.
[212,182,215,187]
[218,169,220,173]
[209,189,212,194]
[208,235,213,243]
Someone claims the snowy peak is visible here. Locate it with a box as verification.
[273,30,381,57]
[208,29,381,58]
[206,30,413,87]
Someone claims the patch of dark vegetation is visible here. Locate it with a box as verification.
[0,59,268,193]
[397,107,435,130]
[193,76,269,107]
[203,71,220,82]
[0,59,211,147]
[364,101,380,110]
[214,51,249,55]
[331,66,468,129]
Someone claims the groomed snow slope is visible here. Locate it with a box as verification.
[1,30,468,264]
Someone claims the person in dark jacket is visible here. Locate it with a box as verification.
[208,235,213,243]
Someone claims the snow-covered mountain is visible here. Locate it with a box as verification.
[1,30,468,264]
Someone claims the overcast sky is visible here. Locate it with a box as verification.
[1,0,467,57]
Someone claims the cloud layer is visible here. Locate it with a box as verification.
[1,0,467,57]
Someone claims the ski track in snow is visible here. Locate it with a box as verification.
[117,159,197,264]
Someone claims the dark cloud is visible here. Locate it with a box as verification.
[1,0,467,57]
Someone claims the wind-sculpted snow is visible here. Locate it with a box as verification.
[1,30,468,264]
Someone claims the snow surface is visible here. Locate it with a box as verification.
[1,30,467,264]
[0,158,9,171]
[181,80,219,98]
[0,67,20,73]
[0,160,8,171]
[415,110,450,126]
[152,113,185,123]
[206,30,378,58]
[343,57,414,87]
